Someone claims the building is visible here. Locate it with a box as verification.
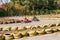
[0,0,10,8]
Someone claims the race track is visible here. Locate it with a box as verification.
[0,19,60,27]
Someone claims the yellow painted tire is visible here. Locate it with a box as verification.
[26,26,31,30]
[20,31,29,37]
[3,27,11,31]
[30,26,36,30]
[18,26,26,31]
[31,25,39,30]
[45,28,53,34]
[57,23,60,26]
[12,32,22,39]
[57,27,60,31]
[36,29,45,35]
[34,25,41,29]
[39,24,44,28]
[43,24,49,28]
[34,25,38,28]
[52,27,58,32]
[40,24,49,28]
[49,24,56,27]
[4,33,13,40]
[31,25,37,29]
[0,34,4,40]
[0,27,2,31]
[11,26,18,31]
[27,30,37,36]
[37,25,41,28]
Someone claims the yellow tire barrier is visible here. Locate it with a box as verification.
[45,28,53,34]
[26,26,31,30]
[57,23,60,26]
[36,29,45,35]
[18,26,26,31]
[0,23,60,40]
[44,24,50,28]
[0,27,2,31]
[56,27,60,31]
[27,30,37,36]
[39,24,49,28]
[12,32,22,39]
[30,27,36,30]
[34,25,39,28]
[3,27,11,31]
[37,25,41,28]
[33,25,41,29]
[11,26,18,31]
[4,33,13,40]
[20,31,29,37]
[39,24,45,28]
[0,34,4,40]
[49,24,56,27]
[30,25,38,30]
[52,27,58,32]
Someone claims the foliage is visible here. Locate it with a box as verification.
[0,9,7,17]
[0,0,60,17]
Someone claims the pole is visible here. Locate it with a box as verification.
[6,0,9,17]
[25,5,26,18]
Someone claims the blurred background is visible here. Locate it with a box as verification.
[0,0,60,17]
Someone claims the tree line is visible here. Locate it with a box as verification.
[0,0,60,17]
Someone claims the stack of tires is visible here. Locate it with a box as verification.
[0,19,22,24]
[0,23,60,40]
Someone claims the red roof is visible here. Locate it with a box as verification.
[0,3,10,9]
[0,4,4,8]
[0,4,6,9]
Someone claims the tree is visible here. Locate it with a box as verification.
[0,9,7,17]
